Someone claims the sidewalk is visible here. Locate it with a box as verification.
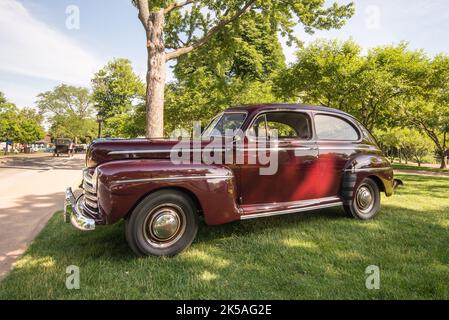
[0,155,84,281]
[0,153,52,163]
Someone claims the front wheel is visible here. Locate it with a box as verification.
[125,190,198,256]
[343,178,381,220]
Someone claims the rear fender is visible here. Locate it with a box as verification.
[344,154,394,197]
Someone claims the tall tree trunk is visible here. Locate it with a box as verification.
[440,153,447,169]
[442,131,447,169]
[145,10,166,138]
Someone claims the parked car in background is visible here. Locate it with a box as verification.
[53,138,74,157]
[65,104,401,257]
[74,144,88,153]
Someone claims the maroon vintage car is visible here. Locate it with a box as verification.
[64,104,399,256]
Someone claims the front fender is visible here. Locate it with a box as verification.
[96,159,240,225]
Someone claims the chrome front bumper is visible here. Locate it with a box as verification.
[64,187,96,231]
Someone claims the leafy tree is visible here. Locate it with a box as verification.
[37,85,97,143]
[0,92,6,104]
[92,58,145,137]
[403,55,449,169]
[373,127,399,161]
[354,44,426,130]
[409,135,433,167]
[396,128,432,165]
[405,99,448,168]
[375,127,433,165]
[0,97,21,143]
[275,40,427,130]
[133,0,354,137]
[16,108,46,144]
[165,12,285,132]
[0,93,45,146]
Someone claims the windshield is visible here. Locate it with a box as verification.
[202,112,247,138]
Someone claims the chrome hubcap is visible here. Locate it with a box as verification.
[151,209,180,240]
[356,186,374,213]
[143,204,186,248]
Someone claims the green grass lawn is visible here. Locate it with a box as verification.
[1,174,448,299]
[393,163,449,173]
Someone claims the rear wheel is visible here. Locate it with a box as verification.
[125,190,198,256]
[343,178,380,220]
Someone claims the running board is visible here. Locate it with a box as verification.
[240,201,343,220]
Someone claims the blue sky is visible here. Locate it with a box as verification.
[1,0,449,108]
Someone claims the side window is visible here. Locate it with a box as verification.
[247,114,268,139]
[356,120,379,147]
[314,114,359,141]
[248,112,312,140]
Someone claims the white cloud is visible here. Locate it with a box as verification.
[0,0,103,85]
[0,80,41,107]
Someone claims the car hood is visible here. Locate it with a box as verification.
[85,138,228,168]
[85,138,179,168]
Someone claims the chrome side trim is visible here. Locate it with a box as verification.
[108,148,232,155]
[112,175,234,185]
[318,147,381,151]
[109,146,318,155]
[241,196,340,213]
[108,146,380,155]
[237,147,316,152]
[344,167,391,172]
[108,149,172,155]
[240,201,343,220]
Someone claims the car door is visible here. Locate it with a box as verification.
[314,113,362,198]
[238,111,319,210]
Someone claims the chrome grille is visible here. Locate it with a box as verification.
[84,197,98,209]
[82,170,98,213]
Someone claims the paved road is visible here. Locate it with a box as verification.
[0,154,84,281]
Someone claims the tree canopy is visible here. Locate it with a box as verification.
[274,39,448,167]
[133,0,355,137]
[135,0,354,60]
[165,11,285,132]
[92,58,146,138]
[36,85,97,143]
[275,40,428,130]
[0,92,45,144]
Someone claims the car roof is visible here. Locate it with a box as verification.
[225,103,355,118]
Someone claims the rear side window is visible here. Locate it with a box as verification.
[314,114,359,141]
